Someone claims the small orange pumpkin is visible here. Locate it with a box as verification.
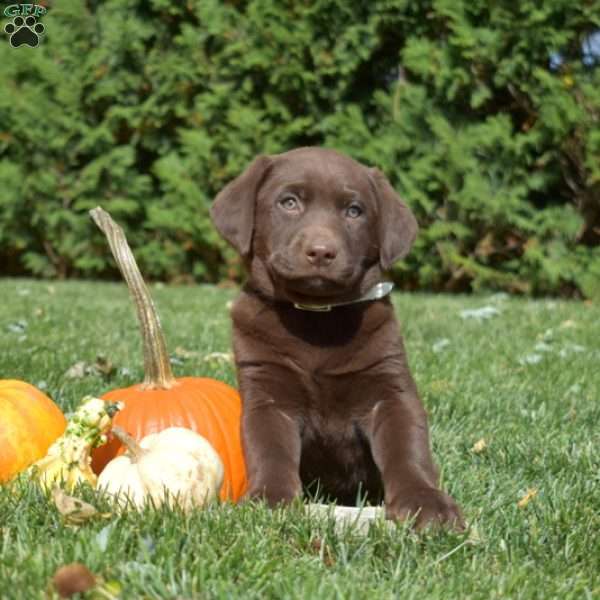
[89,208,247,502]
[0,380,67,482]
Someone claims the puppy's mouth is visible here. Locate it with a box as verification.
[284,276,348,299]
[268,254,361,303]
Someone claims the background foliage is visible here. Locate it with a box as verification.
[0,0,599,296]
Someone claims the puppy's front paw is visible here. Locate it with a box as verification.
[386,487,464,531]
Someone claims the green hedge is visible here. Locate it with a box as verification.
[1,0,599,296]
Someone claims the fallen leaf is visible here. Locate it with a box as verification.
[560,319,576,329]
[174,346,202,360]
[64,361,89,379]
[52,487,111,525]
[310,536,335,567]
[65,357,115,379]
[517,488,538,508]
[459,306,501,321]
[471,438,487,453]
[518,353,543,366]
[173,348,233,366]
[202,352,233,365]
[428,380,454,394]
[432,338,451,353]
[94,355,115,376]
[558,344,586,358]
[466,523,483,544]
[6,320,27,333]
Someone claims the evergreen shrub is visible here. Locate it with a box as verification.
[0,0,598,296]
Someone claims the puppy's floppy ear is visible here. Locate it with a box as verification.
[369,168,418,270]
[210,155,272,257]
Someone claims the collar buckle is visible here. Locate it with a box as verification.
[293,303,332,312]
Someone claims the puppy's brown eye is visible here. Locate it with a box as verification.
[346,204,363,218]
[279,195,300,211]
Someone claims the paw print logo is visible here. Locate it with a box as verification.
[4,15,45,48]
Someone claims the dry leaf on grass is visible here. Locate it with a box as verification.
[517,488,538,508]
[459,306,501,321]
[6,320,27,333]
[471,438,487,453]
[94,355,115,376]
[64,356,115,379]
[560,319,577,329]
[64,361,88,379]
[310,536,336,567]
[174,347,233,366]
[432,338,451,353]
[428,379,454,394]
[174,346,202,360]
[52,487,111,525]
[519,353,543,366]
[202,351,234,365]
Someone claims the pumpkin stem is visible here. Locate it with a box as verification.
[111,427,148,462]
[90,207,176,389]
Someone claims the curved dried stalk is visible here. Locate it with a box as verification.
[90,206,175,389]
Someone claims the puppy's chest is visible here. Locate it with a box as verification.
[233,296,401,409]
[238,312,385,376]
[278,350,380,431]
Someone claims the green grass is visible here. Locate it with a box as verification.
[1,278,599,599]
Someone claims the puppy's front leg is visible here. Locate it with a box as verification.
[239,374,302,506]
[365,379,464,530]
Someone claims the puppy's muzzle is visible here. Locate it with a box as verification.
[301,228,339,270]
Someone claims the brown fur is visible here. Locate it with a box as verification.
[211,147,463,528]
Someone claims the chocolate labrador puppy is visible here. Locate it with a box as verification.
[211,147,463,529]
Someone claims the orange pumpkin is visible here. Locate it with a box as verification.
[89,208,247,502]
[0,380,67,482]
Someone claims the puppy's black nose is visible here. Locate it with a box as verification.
[305,243,337,267]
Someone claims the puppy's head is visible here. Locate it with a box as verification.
[210,147,417,305]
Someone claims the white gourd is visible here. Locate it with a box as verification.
[97,426,224,511]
